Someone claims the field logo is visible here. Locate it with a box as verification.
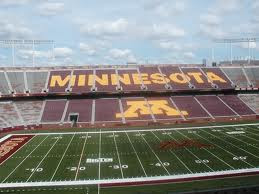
[116,100,188,118]
[0,135,34,165]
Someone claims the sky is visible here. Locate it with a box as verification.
[0,0,259,66]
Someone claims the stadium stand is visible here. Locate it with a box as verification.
[239,94,259,114]
[171,96,211,119]
[6,71,26,94]
[41,100,66,123]
[244,67,259,88]
[195,95,237,117]
[221,67,250,88]
[201,68,234,89]
[218,95,256,116]
[159,66,191,90]
[0,65,258,130]
[0,71,11,95]
[181,67,213,89]
[26,71,48,93]
[15,100,43,125]
[0,101,22,127]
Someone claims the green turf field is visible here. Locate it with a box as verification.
[0,123,259,194]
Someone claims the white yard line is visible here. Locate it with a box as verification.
[194,131,255,168]
[165,130,214,172]
[125,132,147,177]
[138,131,170,176]
[2,135,49,183]
[26,136,61,182]
[0,134,12,143]
[9,123,259,136]
[243,127,259,137]
[0,168,259,189]
[176,130,235,170]
[50,134,76,181]
[75,133,88,181]
[202,129,259,160]
[98,129,101,194]
[113,132,124,179]
[220,128,259,151]
[151,131,193,173]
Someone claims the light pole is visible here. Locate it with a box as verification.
[214,38,258,65]
[0,39,54,67]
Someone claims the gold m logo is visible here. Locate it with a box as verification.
[116,100,188,118]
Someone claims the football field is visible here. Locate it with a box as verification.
[0,123,259,193]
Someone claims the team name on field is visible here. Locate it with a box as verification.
[0,137,28,157]
[49,72,226,87]
[86,158,113,163]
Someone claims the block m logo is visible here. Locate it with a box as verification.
[116,100,188,118]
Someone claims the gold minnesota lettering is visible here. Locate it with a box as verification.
[49,72,227,87]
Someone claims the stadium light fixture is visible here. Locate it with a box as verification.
[213,38,259,64]
[0,39,55,67]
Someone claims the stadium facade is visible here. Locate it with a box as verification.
[0,64,258,132]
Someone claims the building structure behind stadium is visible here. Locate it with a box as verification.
[0,63,259,132]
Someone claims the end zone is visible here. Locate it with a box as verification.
[0,135,34,165]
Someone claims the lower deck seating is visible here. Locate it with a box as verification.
[238,94,259,114]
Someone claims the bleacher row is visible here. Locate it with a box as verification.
[0,94,258,130]
[0,66,259,95]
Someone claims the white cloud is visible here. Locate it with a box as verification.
[79,43,96,56]
[80,18,129,38]
[200,14,221,26]
[199,23,226,39]
[0,20,33,39]
[38,2,65,16]
[158,41,198,51]
[0,0,31,6]
[109,48,136,62]
[183,52,195,59]
[153,1,185,17]
[209,0,241,14]
[54,47,73,58]
[145,24,185,40]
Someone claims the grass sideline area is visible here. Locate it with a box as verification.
[0,123,259,193]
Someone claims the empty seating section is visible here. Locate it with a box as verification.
[181,68,212,89]
[221,68,249,88]
[146,97,183,121]
[26,71,48,93]
[71,70,93,93]
[7,71,25,93]
[0,66,258,95]
[0,102,21,127]
[41,100,66,122]
[47,70,71,93]
[244,67,259,88]
[95,69,117,92]
[171,96,210,119]
[195,96,237,117]
[0,94,256,129]
[15,101,43,125]
[95,98,122,123]
[159,66,190,90]
[218,95,256,116]
[117,68,142,91]
[120,97,153,122]
[201,68,233,89]
[239,94,259,114]
[138,66,167,91]
[64,99,92,123]
[0,72,11,95]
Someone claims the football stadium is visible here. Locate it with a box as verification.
[1,1,259,193]
[0,64,259,194]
